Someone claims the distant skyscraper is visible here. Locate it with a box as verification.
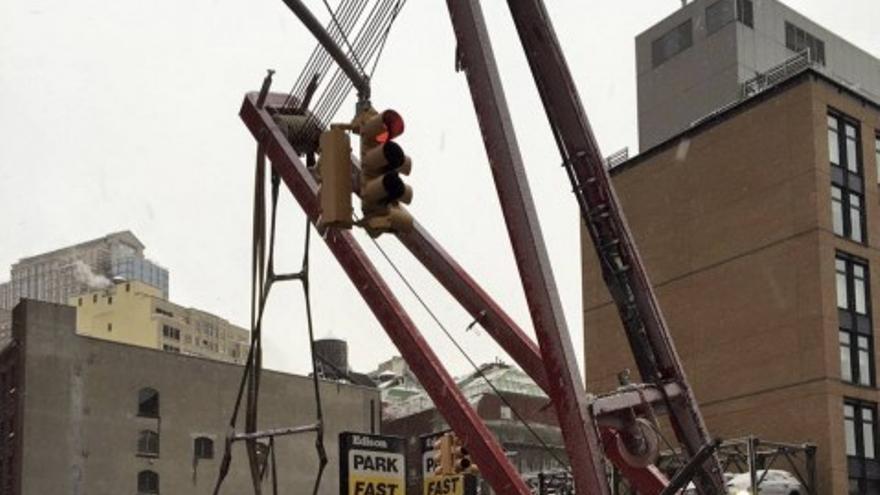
[0,231,169,311]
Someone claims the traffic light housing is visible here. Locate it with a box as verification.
[451,434,478,475]
[356,108,413,236]
[432,433,454,476]
[316,127,354,229]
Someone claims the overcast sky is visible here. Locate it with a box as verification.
[2,0,878,378]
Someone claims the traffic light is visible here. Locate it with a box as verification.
[356,108,413,237]
[432,433,454,476]
[316,127,354,229]
[451,435,478,475]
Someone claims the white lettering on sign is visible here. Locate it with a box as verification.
[352,435,389,449]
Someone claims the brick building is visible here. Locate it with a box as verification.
[582,67,880,493]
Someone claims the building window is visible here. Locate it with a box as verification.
[92,294,97,303]
[162,325,180,340]
[736,0,753,28]
[652,19,693,67]
[137,470,159,494]
[107,296,112,305]
[500,406,513,420]
[107,323,112,332]
[829,113,865,243]
[137,430,160,456]
[162,344,180,353]
[706,0,734,34]
[874,134,879,184]
[194,437,214,459]
[138,387,159,418]
[78,297,82,306]
[845,400,880,492]
[785,21,825,65]
[837,254,874,386]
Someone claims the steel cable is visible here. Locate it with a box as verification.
[365,232,573,473]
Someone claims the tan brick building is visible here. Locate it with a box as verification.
[583,69,880,493]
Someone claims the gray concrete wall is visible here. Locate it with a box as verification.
[636,0,880,151]
[16,299,379,495]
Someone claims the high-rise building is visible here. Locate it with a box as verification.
[0,231,169,312]
[636,0,880,150]
[1,299,379,495]
[583,60,880,494]
[72,280,250,364]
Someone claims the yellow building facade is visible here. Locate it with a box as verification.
[71,281,249,364]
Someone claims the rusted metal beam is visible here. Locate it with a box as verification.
[240,92,530,495]
[502,1,724,493]
[444,1,609,494]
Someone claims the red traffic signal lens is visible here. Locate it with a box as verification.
[378,110,404,143]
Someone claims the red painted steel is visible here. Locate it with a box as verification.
[444,1,610,494]
[502,1,724,493]
[240,92,531,495]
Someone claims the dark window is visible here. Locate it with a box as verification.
[126,283,131,292]
[785,21,825,65]
[78,297,83,306]
[846,400,880,492]
[874,134,879,185]
[194,437,214,459]
[92,294,97,303]
[162,344,180,353]
[162,325,180,340]
[706,0,734,34]
[829,112,865,243]
[137,430,160,456]
[138,387,159,418]
[138,470,159,494]
[652,19,693,67]
[107,323,112,332]
[107,296,112,305]
[837,254,874,386]
[736,0,753,27]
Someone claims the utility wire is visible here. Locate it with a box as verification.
[366,234,572,472]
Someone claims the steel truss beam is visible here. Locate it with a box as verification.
[444,1,609,493]
[501,1,724,493]
[240,92,531,495]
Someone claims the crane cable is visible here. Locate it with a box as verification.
[212,139,327,495]
[366,233,573,473]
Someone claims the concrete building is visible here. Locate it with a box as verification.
[72,280,250,364]
[0,299,380,495]
[637,0,880,150]
[583,66,880,493]
[0,308,10,347]
[378,360,566,493]
[0,231,169,311]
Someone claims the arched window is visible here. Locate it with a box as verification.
[137,430,160,456]
[138,387,159,418]
[137,470,159,494]
[194,437,214,459]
